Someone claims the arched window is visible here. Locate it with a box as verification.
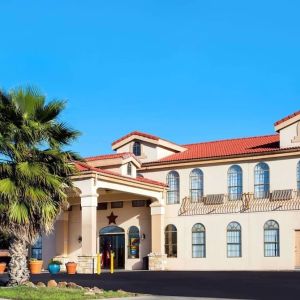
[264,220,280,257]
[31,236,42,260]
[192,223,205,258]
[128,226,140,259]
[228,165,243,200]
[100,226,124,235]
[127,162,132,176]
[227,222,242,257]
[254,162,270,199]
[190,169,204,202]
[133,141,141,156]
[297,161,300,191]
[165,224,177,257]
[167,171,180,204]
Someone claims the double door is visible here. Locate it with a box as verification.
[100,234,125,269]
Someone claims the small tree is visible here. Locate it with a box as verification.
[0,87,80,285]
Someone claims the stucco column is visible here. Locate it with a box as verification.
[150,201,165,253]
[81,194,98,256]
[149,200,167,270]
[55,211,69,256]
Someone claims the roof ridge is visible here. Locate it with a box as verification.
[84,152,134,161]
[274,110,300,126]
[73,161,166,187]
[182,134,279,147]
[112,130,159,146]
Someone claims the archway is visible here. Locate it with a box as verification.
[99,226,125,269]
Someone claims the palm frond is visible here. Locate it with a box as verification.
[0,178,17,197]
[36,100,66,123]
[8,202,29,224]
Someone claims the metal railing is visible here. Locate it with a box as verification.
[178,189,300,216]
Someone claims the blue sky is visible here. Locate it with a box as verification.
[0,1,299,157]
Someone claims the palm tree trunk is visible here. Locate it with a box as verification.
[8,237,30,286]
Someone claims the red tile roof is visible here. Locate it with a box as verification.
[112,131,159,146]
[145,134,282,164]
[74,161,167,187]
[274,110,300,126]
[85,152,139,162]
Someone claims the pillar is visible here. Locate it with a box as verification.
[149,200,167,270]
[78,193,98,273]
[53,211,69,271]
[55,211,69,256]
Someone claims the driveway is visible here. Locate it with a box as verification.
[2,271,300,299]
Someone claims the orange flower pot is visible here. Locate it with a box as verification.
[65,262,77,274]
[0,263,6,274]
[29,260,43,274]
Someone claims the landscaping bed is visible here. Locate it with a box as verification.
[0,280,135,300]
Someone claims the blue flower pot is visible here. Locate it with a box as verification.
[48,263,60,274]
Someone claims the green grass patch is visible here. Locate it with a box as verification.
[0,286,134,300]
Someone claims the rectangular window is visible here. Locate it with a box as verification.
[227,231,241,257]
[132,200,148,207]
[111,201,123,209]
[97,203,108,210]
[192,232,205,258]
[31,237,42,260]
[264,229,279,257]
[167,191,179,204]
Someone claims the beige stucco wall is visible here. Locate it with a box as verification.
[138,155,300,270]
[42,150,300,271]
[280,122,300,148]
[163,210,300,270]
[142,156,300,199]
[116,141,176,163]
[96,201,151,270]
[43,201,151,270]
[42,232,55,266]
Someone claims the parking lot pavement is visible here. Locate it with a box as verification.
[2,270,300,299]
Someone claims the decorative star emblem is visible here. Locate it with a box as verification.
[107,212,118,224]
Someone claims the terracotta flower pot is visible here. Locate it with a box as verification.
[0,262,6,274]
[65,262,77,274]
[29,260,43,274]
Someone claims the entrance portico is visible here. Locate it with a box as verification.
[52,163,167,273]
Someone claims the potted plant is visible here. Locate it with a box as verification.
[29,258,43,274]
[65,261,77,274]
[0,262,6,274]
[48,259,62,275]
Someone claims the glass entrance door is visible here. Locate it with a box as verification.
[99,226,125,269]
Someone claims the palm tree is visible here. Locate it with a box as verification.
[0,87,80,285]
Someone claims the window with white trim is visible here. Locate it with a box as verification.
[190,169,204,202]
[227,222,242,257]
[228,165,243,200]
[166,171,180,204]
[192,223,205,258]
[254,162,270,199]
[264,220,279,257]
[165,224,177,257]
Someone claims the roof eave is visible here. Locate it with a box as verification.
[141,148,300,169]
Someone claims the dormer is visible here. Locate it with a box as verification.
[274,110,300,148]
[111,131,186,162]
[84,152,141,178]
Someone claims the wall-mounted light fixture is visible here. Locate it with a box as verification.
[140,233,146,240]
[78,236,82,243]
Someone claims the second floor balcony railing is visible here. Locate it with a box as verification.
[178,189,300,216]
